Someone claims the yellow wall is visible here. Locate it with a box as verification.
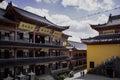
[87,44,120,71]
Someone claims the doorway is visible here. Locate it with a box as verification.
[106,68,114,78]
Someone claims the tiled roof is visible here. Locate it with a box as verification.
[82,33,120,44]
[90,14,120,28]
[1,2,69,30]
[68,41,87,50]
[13,6,69,30]
[0,8,15,23]
[109,14,120,21]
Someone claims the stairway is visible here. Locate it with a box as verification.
[88,56,120,78]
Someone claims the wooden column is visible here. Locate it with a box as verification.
[14,26,17,41]
[33,49,35,58]
[33,31,35,43]
[14,49,17,59]
[13,48,17,79]
[60,62,62,69]
[50,35,53,45]
[33,65,36,73]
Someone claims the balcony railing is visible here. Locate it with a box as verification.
[0,40,66,48]
[0,35,14,41]
[0,56,68,67]
[70,56,86,61]
[51,67,69,74]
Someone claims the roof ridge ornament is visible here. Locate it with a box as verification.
[8,1,13,6]
[44,16,46,19]
[109,13,112,22]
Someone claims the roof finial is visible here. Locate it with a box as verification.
[8,1,12,6]
[109,13,112,22]
[109,13,112,17]
[44,16,46,19]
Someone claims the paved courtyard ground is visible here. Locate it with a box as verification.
[36,69,120,80]
[65,70,120,80]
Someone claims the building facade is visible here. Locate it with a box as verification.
[82,14,120,78]
[0,2,70,80]
[66,41,87,71]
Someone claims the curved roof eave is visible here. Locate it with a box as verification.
[9,4,69,31]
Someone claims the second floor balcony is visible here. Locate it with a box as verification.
[70,56,86,61]
[0,30,64,46]
[0,40,65,49]
[0,56,68,67]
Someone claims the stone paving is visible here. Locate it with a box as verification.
[36,69,120,80]
[65,70,120,80]
[37,74,55,80]
[75,74,120,80]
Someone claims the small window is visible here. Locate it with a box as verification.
[5,32,9,37]
[18,32,23,39]
[90,61,94,68]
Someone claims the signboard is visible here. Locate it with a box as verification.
[53,31,62,38]
[39,27,51,34]
[63,41,67,46]
[41,48,49,52]
[18,22,36,31]
[102,30,115,34]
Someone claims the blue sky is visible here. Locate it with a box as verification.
[0,0,120,42]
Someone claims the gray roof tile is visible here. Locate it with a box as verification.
[68,41,87,50]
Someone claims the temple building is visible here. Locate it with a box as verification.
[0,2,71,80]
[66,41,87,71]
[82,14,120,78]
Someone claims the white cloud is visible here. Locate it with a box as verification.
[35,0,42,2]
[50,14,108,41]
[0,1,8,9]
[36,0,42,2]
[35,0,58,4]
[100,0,114,10]
[61,0,114,11]
[24,6,108,42]
[24,6,51,19]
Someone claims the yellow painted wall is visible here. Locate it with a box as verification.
[87,44,120,71]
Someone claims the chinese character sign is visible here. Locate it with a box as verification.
[39,27,51,34]
[53,31,62,38]
[19,22,36,31]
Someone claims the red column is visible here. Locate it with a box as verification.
[13,49,17,79]
[33,31,35,43]
[13,67,16,80]
[33,65,36,73]
[33,49,35,58]
[50,35,53,45]
[14,26,17,41]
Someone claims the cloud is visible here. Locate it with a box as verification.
[61,0,114,11]
[36,0,42,2]
[0,1,8,9]
[24,6,108,42]
[24,6,50,17]
[35,0,58,4]
[100,0,115,10]
[50,14,108,41]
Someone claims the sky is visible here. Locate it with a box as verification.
[0,0,120,42]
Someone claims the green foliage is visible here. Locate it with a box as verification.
[58,73,66,80]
